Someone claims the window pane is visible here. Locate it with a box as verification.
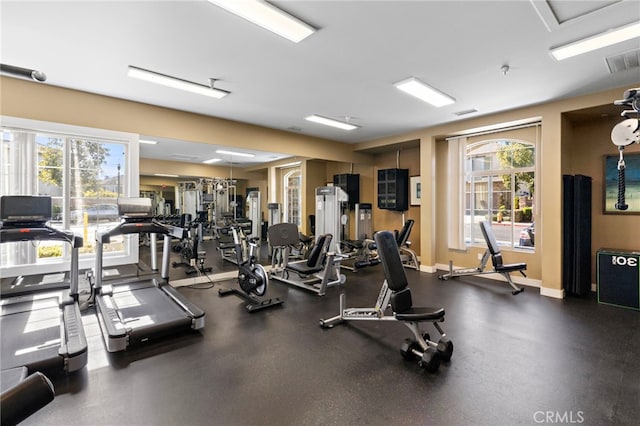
[283,170,301,226]
[465,138,535,249]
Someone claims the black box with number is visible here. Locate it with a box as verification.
[597,249,640,311]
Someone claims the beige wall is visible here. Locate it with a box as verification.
[0,76,373,166]
[355,85,637,296]
[564,114,640,283]
[372,148,421,255]
[2,74,638,297]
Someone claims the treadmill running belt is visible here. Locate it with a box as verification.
[0,302,62,371]
[111,285,191,335]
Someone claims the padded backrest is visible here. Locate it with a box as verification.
[268,223,300,247]
[306,234,332,268]
[374,230,409,292]
[390,288,413,314]
[396,219,414,247]
[479,221,503,268]
[179,213,192,228]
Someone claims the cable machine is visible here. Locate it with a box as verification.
[611,88,640,210]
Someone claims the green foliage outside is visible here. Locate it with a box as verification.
[38,138,111,198]
[496,142,534,194]
[38,245,63,258]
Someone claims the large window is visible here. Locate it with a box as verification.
[465,138,535,249]
[283,168,301,226]
[1,117,138,276]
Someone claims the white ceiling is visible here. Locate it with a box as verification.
[1,0,639,167]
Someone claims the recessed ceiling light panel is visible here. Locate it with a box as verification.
[216,149,255,158]
[208,0,315,43]
[394,77,455,107]
[203,158,222,164]
[304,115,359,131]
[550,21,640,61]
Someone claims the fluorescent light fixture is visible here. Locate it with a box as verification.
[203,158,222,164]
[216,149,255,158]
[128,66,229,99]
[394,77,455,107]
[139,139,158,145]
[550,21,640,61]
[304,115,359,131]
[208,0,315,43]
[154,173,179,178]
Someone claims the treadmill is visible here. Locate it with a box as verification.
[93,197,205,352]
[0,195,88,374]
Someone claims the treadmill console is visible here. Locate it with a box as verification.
[0,195,52,224]
[118,197,153,220]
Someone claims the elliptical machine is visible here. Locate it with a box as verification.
[172,212,212,276]
[218,225,284,312]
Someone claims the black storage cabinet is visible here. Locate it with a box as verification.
[597,249,640,311]
[377,168,409,211]
[562,174,592,296]
[333,174,359,209]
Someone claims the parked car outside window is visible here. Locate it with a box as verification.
[70,204,119,223]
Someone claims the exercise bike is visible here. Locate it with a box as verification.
[218,225,284,312]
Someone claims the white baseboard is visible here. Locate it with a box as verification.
[539,286,565,299]
[419,264,437,273]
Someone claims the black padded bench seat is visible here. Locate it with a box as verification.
[495,263,527,273]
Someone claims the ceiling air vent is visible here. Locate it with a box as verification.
[453,109,478,116]
[606,48,640,74]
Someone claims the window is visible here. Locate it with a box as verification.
[1,117,138,276]
[465,138,535,249]
[283,168,301,226]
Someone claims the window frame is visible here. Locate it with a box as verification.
[1,116,139,277]
[464,137,536,250]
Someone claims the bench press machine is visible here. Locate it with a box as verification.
[320,230,453,373]
[438,220,526,295]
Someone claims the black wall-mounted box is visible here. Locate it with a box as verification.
[333,174,359,209]
[377,168,409,211]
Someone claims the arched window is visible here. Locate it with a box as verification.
[283,168,301,226]
[465,138,535,249]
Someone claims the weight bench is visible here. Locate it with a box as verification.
[1,367,55,425]
[269,223,346,296]
[320,230,453,373]
[396,219,419,270]
[438,220,526,295]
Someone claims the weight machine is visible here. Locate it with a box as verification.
[611,88,640,211]
[246,190,261,242]
[268,223,346,296]
[315,187,378,271]
[340,203,380,271]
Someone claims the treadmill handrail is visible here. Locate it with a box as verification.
[0,226,82,248]
[96,219,182,244]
